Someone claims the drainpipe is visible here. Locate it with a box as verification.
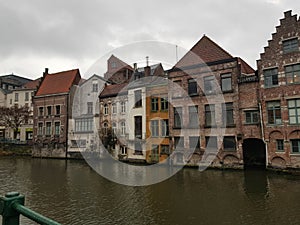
[259,102,268,168]
[66,93,69,159]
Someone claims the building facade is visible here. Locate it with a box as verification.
[68,75,106,157]
[168,35,257,168]
[258,10,300,169]
[32,68,81,158]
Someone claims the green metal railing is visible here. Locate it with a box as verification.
[0,192,61,225]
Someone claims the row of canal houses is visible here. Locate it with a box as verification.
[32,10,300,170]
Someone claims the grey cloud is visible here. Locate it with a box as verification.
[0,0,299,77]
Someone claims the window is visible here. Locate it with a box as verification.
[205,136,217,149]
[204,76,215,94]
[25,92,29,101]
[173,80,182,98]
[112,103,117,114]
[38,123,43,135]
[54,122,60,135]
[283,38,299,54]
[120,146,127,155]
[151,98,159,111]
[46,122,51,136]
[174,107,182,128]
[264,68,278,87]
[111,61,117,68]
[47,106,52,116]
[222,103,234,126]
[245,110,259,124]
[71,140,86,148]
[39,107,44,116]
[104,104,108,115]
[56,105,61,115]
[267,101,282,125]
[134,141,143,155]
[285,64,300,84]
[288,99,300,124]
[188,79,197,95]
[112,122,117,136]
[134,90,142,107]
[103,122,108,135]
[223,136,236,151]
[121,102,126,113]
[9,99,12,105]
[189,106,199,128]
[205,105,216,127]
[174,137,184,149]
[221,73,232,92]
[161,145,170,155]
[151,145,159,162]
[189,136,200,150]
[14,93,19,102]
[134,116,142,139]
[291,139,300,153]
[150,120,159,137]
[121,121,126,135]
[75,118,93,132]
[276,139,284,152]
[92,80,98,92]
[87,102,93,114]
[161,97,168,111]
[161,119,169,137]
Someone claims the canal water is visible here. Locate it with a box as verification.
[1,157,300,225]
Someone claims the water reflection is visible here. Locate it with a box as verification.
[1,157,300,225]
[244,168,269,197]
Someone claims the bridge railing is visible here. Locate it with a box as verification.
[0,192,61,225]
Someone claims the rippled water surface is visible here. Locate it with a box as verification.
[1,157,300,225]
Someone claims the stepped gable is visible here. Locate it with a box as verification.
[259,10,300,61]
[36,69,81,96]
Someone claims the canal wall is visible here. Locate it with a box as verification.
[0,143,32,156]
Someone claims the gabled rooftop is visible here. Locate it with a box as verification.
[99,82,128,99]
[35,69,81,96]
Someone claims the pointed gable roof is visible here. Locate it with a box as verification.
[175,35,233,68]
[36,69,81,96]
[23,78,41,90]
[99,82,128,99]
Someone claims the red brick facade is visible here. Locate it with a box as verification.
[258,10,300,169]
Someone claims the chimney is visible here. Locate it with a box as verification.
[144,65,150,77]
[133,63,137,71]
[144,56,150,77]
[43,68,49,77]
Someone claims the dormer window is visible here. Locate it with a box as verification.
[283,38,299,54]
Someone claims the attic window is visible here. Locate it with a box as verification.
[283,38,299,54]
[111,62,117,68]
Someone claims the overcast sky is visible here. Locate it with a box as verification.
[0,0,299,79]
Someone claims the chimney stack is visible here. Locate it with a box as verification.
[133,63,137,71]
[43,68,49,77]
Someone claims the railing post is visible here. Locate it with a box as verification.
[0,192,25,225]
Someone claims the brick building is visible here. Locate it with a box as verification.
[32,68,81,158]
[258,10,300,169]
[168,35,257,167]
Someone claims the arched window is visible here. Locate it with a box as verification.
[112,103,117,114]
[121,102,126,113]
[104,104,108,115]
[121,121,126,135]
[103,122,108,135]
[112,122,117,136]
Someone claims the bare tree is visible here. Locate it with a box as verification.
[0,105,31,139]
